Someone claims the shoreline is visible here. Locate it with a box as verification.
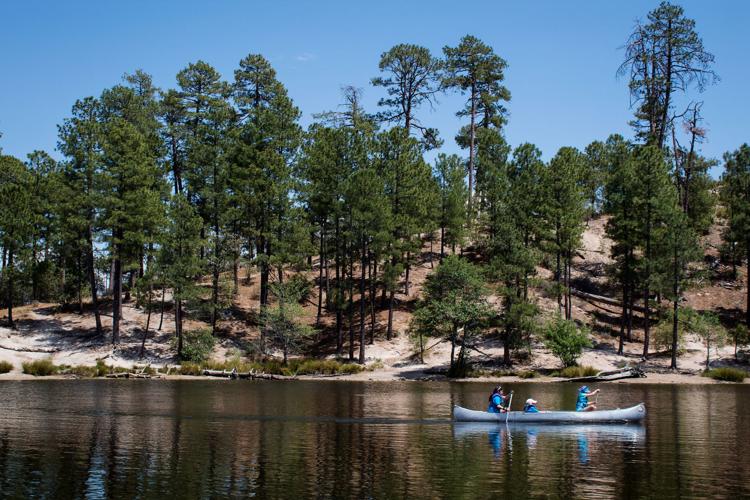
[1,370,746,384]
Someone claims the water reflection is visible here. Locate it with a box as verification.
[454,422,645,464]
[0,380,747,499]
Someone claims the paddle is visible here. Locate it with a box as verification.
[505,391,513,423]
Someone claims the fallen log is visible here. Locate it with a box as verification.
[564,366,646,382]
[202,368,296,380]
[570,289,648,314]
[0,343,60,353]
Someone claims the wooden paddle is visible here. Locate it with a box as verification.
[505,391,513,423]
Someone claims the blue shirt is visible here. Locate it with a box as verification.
[576,393,588,411]
[487,394,505,413]
[523,404,539,413]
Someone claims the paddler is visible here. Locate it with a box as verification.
[576,385,600,411]
[487,386,509,413]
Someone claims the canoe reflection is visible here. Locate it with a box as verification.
[453,422,645,462]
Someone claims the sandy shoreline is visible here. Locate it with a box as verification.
[1,369,746,384]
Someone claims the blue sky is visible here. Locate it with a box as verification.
[1,1,747,176]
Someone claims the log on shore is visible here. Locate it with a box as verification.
[105,372,152,379]
[570,288,648,314]
[202,368,296,380]
[565,367,646,382]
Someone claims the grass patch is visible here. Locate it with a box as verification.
[367,359,384,371]
[702,367,747,382]
[179,357,365,377]
[552,365,599,378]
[518,370,539,379]
[22,358,59,376]
[0,361,13,374]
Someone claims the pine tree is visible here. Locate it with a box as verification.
[375,127,434,338]
[0,155,34,327]
[434,154,468,259]
[721,144,750,327]
[159,195,203,360]
[619,1,718,149]
[443,35,510,210]
[655,206,701,369]
[543,147,587,320]
[344,168,391,363]
[57,97,105,335]
[603,135,639,353]
[631,145,676,358]
[371,44,442,148]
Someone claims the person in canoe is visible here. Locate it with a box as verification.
[523,398,540,413]
[576,385,601,411]
[487,386,510,413]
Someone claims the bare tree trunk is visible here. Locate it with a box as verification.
[112,252,122,345]
[158,285,166,330]
[359,238,367,364]
[85,226,102,335]
[140,284,152,359]
[6,245,14,328]
[175,297,183,360]
[369,254,376,345]
[316,229,324,327]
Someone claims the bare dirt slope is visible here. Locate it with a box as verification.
[1,216,747,380]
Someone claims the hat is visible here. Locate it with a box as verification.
[525,398,537,405]
[579,385,589,393]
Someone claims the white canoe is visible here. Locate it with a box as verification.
[453,403,646,423]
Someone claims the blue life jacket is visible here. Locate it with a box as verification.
[487,393,504,413]
[576,393,588,411]
[523,403,539,413]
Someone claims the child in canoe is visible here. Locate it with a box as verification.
[576,385,601,411]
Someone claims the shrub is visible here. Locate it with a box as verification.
[555,365,599,378]
[178,329,215,363]
[178,362,204,376]
[702,367,747,382]
[543,316,592,367]
[0,361,13,374]
[22,358,59,376]
[518,370,538,379]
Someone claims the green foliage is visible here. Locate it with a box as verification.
[729,324,750,358]
[411,255,492,374]
[543,316,592,367]
[518,370,538,379]
[173,329,215,363]
[682,309,726,370]
[263,281,315,363]
[702,367,747,383]
[178,362,204,376]
[22,359,59,376]
[0,361,13,374]
[722,144,750,328]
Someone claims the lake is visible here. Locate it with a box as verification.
[0,380,747,499]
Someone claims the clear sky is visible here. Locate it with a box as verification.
[1,1,747,176]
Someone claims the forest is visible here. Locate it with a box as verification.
[1,1,749,376]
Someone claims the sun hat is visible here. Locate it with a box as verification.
[579,385,589,393]
[525,398,537,405]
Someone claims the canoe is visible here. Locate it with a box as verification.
[453,403,646,423]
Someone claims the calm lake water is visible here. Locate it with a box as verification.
[0,380,748,499]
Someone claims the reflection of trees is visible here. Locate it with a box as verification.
[0,381,748,497]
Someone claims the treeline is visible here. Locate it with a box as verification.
[0,2,748,369]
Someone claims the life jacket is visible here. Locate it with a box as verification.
[487,393,504,413]
[523,403,539,413]
[576,392,588,411]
